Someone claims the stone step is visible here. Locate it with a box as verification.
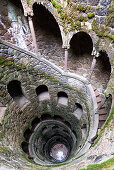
[99,114,108,121]
[99,108,107,115]
[94,90,99,97]
[96,97,102,103]
[98,120,105,128]
[92,86,97,91]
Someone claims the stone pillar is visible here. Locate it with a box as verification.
[64,48,68,71]
[28,16,38,53]
[87,56,97,82]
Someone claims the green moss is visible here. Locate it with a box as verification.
[109,7,113,12]
[73,4,77,10]
[0,146,6,152]
[92,107,114,147]
[79,16,84,22]
[22,66,27,69]
[60,12,65,19]
[88,12,95,19]
[92,19,114,40]
[79,16,88,22]
[96,5,103,9]
[0,59,5,65]
[71,22,81,28]
[77,4,83,11]
[67,17,72,22]
[26,0,30,4]
[28,68,34,71]
[0,145,11,153]
[74,4,88,12]
[79,157,114,170]
[83,6,88,12]
[7,62,13,66]
[51,0,61,12]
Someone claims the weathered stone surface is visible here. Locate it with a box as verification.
[96,7,108,16]
[88,0,100,6]
[0,0,113,169]
[100,0,107,6]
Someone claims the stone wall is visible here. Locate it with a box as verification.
[0,0,34,51]
[0,39,100,168]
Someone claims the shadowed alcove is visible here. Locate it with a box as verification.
[7,80,28,107]
[70,31,93,56]
[36,85,50,101]
[32,3,64,64]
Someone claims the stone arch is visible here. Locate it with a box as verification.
[94,50,111,90]
[32,3,64,61]
[7,80,29,108]
[66,31,93,78]
[36,85,50,101]
[57,91,68,106]
[73,103,83,120]
[70,31,93,56]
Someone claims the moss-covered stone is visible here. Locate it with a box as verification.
[79,157,114,170]
[88,12,95,18]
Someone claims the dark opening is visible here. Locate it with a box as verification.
[7,80,23,98]
[75,103,83,110]
[8,0,23,10]
[31,117,40,130]
[33,3,61,37]
[70,31,93,56]
[98,50,111,72]
[64,121,71,129]
[36,85,50,101]
[54,115,64,121]
[94,50,111,90]
[24,129,33,142]
[7,80,28,107]
[32,3,64,63]
[58,92,68,105]
[41,114,52,120]
[21,141,29,154]
[74,103,83,119]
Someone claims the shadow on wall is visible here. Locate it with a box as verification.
[7,80,29,108]
[36,85,50,101]
[32,3,64,61]
[58,91,68,106]
[70,31,93,56]
[93,50,111,90]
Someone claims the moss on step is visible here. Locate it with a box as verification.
[79,157,114,170]
[92,107,114,147]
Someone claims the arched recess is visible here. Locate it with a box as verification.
[93,50,111,91]
[70,31,93,56]
[57,91,68,106]
[7,80,29,108]
[67,31,93,77]
[36,85,50,101]
[73,103,83,120]
[32,3,64,63]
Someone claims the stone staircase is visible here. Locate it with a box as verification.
[92,86,108,129]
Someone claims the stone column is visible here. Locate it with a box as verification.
[87,56,97,82]
[64,48,68,71]
[28,16,38,53]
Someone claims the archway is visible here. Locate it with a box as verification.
[32,3,64,64]
[68,31,93,77]
[70,31,93,56]
[7,80,28,107]
[36,85,50,101]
